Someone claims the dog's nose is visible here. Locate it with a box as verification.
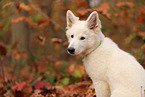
[68,47,75,54]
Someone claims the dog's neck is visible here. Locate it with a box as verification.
[81,30,105,57]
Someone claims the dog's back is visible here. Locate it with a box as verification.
[84,37,145,97]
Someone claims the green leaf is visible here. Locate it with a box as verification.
[0,30,3,37]
[44,74,57,84]
[125,33,136,44]
[109,1,115,7]
[71,69,83,78]
[46,66,53,72]
[60,77,70,85]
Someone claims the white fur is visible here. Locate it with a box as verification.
[66,10,145,97]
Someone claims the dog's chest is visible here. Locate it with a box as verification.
[83,56,108,81]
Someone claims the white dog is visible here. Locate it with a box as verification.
[66,10,145,97]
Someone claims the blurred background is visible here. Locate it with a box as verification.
[0,0,144,96]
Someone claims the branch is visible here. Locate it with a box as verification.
[28,0,65,32]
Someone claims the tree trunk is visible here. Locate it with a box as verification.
[11,0,30,75]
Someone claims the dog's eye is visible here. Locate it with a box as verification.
[71,35,74,38]
[80,37,85,40]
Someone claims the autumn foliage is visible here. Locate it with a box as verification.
[0,0,144,96]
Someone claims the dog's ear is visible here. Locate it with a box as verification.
[66,10,78,29]
[86,11,99,29]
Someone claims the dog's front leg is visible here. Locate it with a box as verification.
[94,81,110,97]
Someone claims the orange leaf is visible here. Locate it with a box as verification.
[51,38,62,44]
[76,0,88,8]
[77,9,91,16]
[19,3,30,11]
[21,51,28,59]
[37,36,46,46]
[61,6,69,13]
[24,17,34,26]
[63,41,69,46]
[3,2,15,8]
[96,3,110,11]
[11,16,25,23]
[116,2,134,8]
[37,19,50,27]
[69,64,74,74]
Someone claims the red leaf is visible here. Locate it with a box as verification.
[0,25,4,30]
[3,2,15,8]
[13,82,27,91]
[135,11,142,23]
[33,81,51,89]
[0,41,7,56]
[138,32,145,37]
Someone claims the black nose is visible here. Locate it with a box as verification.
[68,47,75,54]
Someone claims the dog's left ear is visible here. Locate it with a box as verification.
[86,11,99,29]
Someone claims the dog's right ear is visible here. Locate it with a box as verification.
[66,10,78,29]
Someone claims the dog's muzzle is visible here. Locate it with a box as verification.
[68,47,75,54]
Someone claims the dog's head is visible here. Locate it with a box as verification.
[66,10,104,56]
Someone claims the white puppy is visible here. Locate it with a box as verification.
[66,10,145,97]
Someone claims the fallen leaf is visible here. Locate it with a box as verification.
[0,41,7,56]
[13,82,27,91]
[33,81,51,89]
[30,89,44,97]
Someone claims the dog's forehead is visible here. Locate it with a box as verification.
[70,21,88,35]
